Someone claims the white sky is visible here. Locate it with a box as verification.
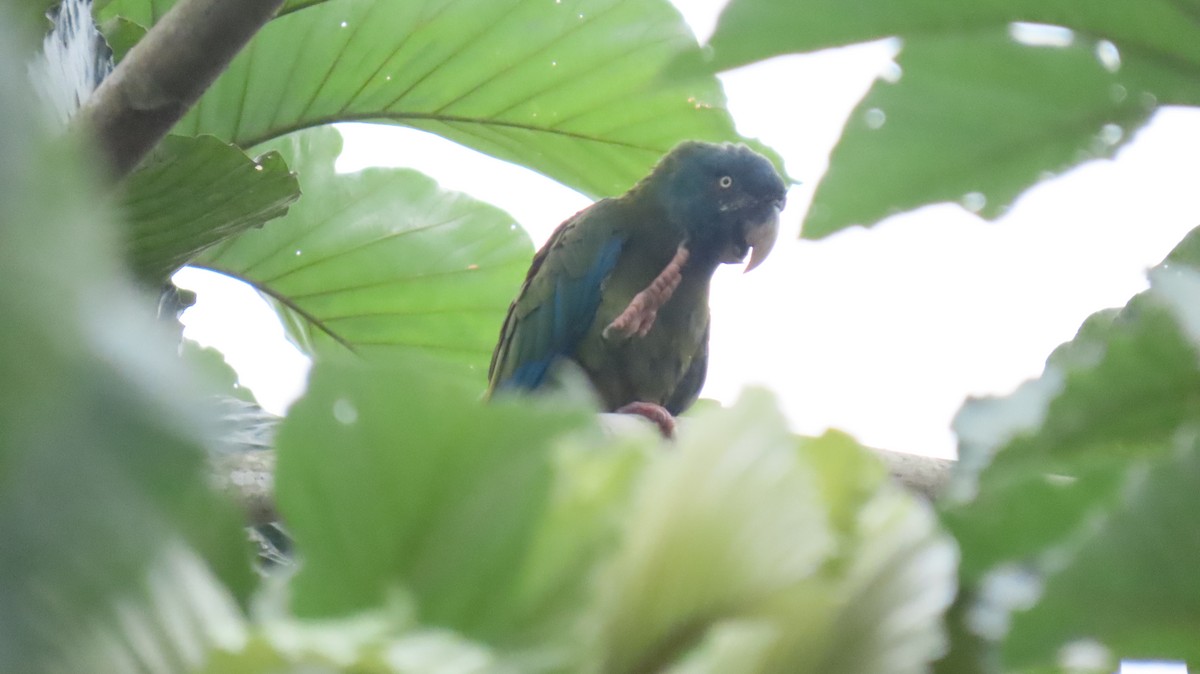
[176,2,1200,460]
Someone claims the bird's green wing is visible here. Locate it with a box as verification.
[488,201,626,393]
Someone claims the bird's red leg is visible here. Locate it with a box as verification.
[616,401,676,439]
[603,245,689,341]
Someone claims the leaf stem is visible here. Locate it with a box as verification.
[78,0,286,178]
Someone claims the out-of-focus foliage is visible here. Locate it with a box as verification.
[938,232,1200,670]
[0,6,253,671]
[30,0,1200,670]
[696,0,1200,238]
[230,377,956,672]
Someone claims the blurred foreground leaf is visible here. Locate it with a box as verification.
[1003,440,1200,667]
[802,30,1197,238]
[273,359,954,672]
[698,0,1200,238]
[940,230,1200,669]
[275,353,592,634]
[590,401,956,674]
[703,0,1200,72]
[1,9,253,671]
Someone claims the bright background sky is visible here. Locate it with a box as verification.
[176,1,1200,463]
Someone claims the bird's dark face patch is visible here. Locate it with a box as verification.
[652,142,786,271]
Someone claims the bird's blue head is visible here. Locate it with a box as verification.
[650,141,787,271]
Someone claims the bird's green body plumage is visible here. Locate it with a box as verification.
[488,141,785,414]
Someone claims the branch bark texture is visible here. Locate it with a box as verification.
[78,0,284,178]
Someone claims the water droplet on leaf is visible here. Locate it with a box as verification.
[864,108,886,129]
[1057,639,1112,672]
[880,61,902,83]
[968,565,1043,640]
[962,192,986,213]
[1099,123,1123,146]
[1008,22,1074,47]
[333,398,358,425]
[1095,40,1120,72]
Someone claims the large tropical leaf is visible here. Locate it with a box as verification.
[1001,440,1200,668]
[801,30,1200,238]
[1,9,253,670]
[99,0,777,198]
[194,126,531,370]
[696,0,1200,238]
[273,360,955,673]
[120,135,299,281]
[937,233,1200,669]
[586,393,956,674]
[703,0,1200,72]
[274,353,592,632]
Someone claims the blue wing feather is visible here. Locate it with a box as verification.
[497,236,623,391]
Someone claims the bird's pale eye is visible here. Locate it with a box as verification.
[718,175,733,188]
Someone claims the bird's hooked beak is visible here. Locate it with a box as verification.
[742,200,782,273]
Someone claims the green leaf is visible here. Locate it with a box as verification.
[0,7,253,669]
[195,126,530,369]
[200,603,514,673]
[104,0,775,197]
[698,0,1200,238]
[120,135,300,281]
[181,339,257,404]
[778,431,958,674]
[1002,442,1200,667]
[704,0,1200,74]
[278,0,330,16]
[19,0,56,38]
[802,30,1200,238]
[944,262,1200,579]
[951,270,1200,508]
[94,0,168,29]
[939,243,1200,669]
[500,428,651,656]
[587,392,834,673]
[274,352,591,637]
[587,392,956,674]
[97,15,146,62]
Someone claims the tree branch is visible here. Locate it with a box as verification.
[77,0,284,178]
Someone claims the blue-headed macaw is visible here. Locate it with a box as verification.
[488,141,786,434]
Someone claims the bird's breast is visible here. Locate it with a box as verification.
[575,260,712,411]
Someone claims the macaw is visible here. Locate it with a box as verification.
[487,141,786,434]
